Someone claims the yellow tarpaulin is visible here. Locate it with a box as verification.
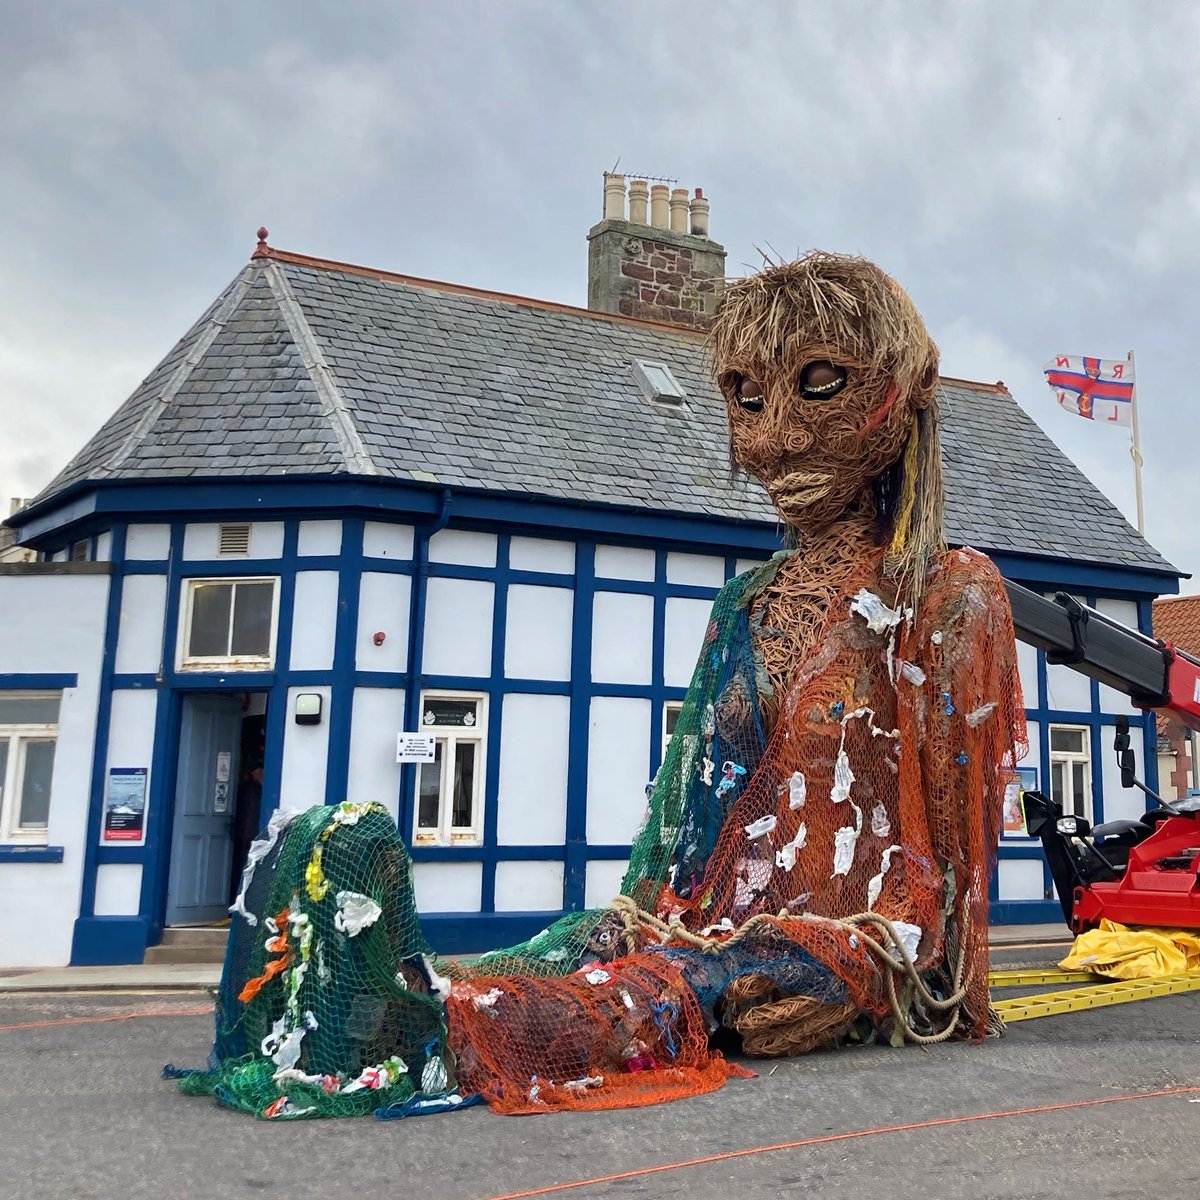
[1060,919,1200,980]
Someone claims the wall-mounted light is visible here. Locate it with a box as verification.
[294,693,323,726]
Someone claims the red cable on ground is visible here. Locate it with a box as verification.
[477,1085,1200,1200]
[0,1005,211,1031]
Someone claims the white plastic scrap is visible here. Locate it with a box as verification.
[471,987,505,1010]
[744,814,778,840]
[331,800,371,827]
[542,947,568,963]
[931,631,943,646]
[899,661,927,687]
[583,968,612,985]
[889,921,923,963]
[422,1054,449,1094]
[830,747,856,804]
[788,771,807,810]
[871,804,891,839]
[263,1011,318,1071]
[850,589,904,634]
[775,822,808,872]
[563,1075,604,1092]
[699,917,735,937]
[831,802,863,878]
[422,954,453,1002]
[866,844,903,910]
[333,891,382,937]
[229,807,300,926]
[965,702,997,729]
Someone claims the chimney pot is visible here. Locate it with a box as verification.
[669,189,689,233]
[603,173,627,221]
[689,190,710,238]
[649,184,670,229]
[628,179,649,225]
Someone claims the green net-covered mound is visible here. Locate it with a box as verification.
[167,802,462,1120]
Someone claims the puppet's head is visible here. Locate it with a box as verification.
[711,251,945,597]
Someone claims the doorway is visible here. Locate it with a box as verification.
[165,691,268,926]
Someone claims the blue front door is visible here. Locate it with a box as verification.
[166,693,242,925]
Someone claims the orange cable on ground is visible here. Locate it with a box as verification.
[0,1005,211,1032]
[477,1086,1200,1200]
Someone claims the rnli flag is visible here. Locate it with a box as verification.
[1043,355,1134,426]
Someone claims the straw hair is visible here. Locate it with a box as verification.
[710,251,945,608]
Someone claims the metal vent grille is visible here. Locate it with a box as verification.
[218,523,252,556]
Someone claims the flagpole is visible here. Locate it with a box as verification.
[1128,350,1145,536]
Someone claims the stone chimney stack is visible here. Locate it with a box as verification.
[587,175,726,331]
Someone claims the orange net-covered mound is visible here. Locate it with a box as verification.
[447,955,748,1114]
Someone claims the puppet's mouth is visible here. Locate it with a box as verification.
[768,471,835,507]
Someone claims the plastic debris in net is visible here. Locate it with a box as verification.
[866,845,903,910]
[832,802,863,878]
[775,822,807,872]
[334,890,382,936]
[786,770,807,809]
[965,702,997,729]
[743,814,777,840]
[230,807,299,926]
[830,746,856,804]
[870,804,891,839]
[850,588,904,634]
[898,660,926,687]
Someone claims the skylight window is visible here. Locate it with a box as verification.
[631,359,687,408]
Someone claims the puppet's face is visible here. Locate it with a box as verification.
[719,353,918,531]
[712,256,938,534]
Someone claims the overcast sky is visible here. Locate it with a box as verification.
[2,1,1197,588]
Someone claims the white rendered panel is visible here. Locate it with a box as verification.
[412,862,482,913]
[505,585,572,681]
[115,574,167,675]
[586,697,652,843]
[95,530,113,561]
[297,520,343,557]
[509,537,575,575]
[1102,732,1147,823]
[1018,722,1041,773]
[94,864,143,916]
[497,694,569,845]
[663,597,711,688]
[998,859,1044,902]
[494,861,564,911]
[666,552,725,588]
[585,860,629,909]
[126,524,171,560]
[346,688,406,818]
[357,572,412,673]
[363,522,414,560]
[429,529,497,568]
[290,572,339,671]
[423,578,494,678]
[594,545,655,582]
[1016,641,1039,709]
[591,592,653,685]
[1045,661,1093,713]
[279,687,331,813]
[735,557,769,576]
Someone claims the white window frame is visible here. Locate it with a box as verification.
[178,576,280,671]
[413,690,486,847]
[1050,723,1092,820]
[0,693,60,844]
[662,700,684,762]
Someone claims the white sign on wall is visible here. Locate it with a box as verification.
[396,733,437,763]
[216,751,231,783]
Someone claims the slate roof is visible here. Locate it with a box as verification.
[1154,595,1200,655]
[28,245,1178,576]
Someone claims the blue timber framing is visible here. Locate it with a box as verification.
[25,477,1177,962]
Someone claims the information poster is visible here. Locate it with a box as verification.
[1002,766,1039,838]
[396,733,437,763]
[103,767,148,843]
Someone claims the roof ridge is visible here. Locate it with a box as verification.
[255,245,709,339]
[262,259,377,476]
[96,269,254,478]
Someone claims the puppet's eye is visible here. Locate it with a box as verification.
[798,361,847,399]
[735,375,764,412]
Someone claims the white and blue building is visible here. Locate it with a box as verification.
[0,212,1181,967]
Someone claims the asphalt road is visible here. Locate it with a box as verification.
[2,959,1197,1200]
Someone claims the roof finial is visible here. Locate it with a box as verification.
[253,226,270,259]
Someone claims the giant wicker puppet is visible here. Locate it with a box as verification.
[171,253,1026,1120]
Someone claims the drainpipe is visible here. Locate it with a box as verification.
[400,489,453,833]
